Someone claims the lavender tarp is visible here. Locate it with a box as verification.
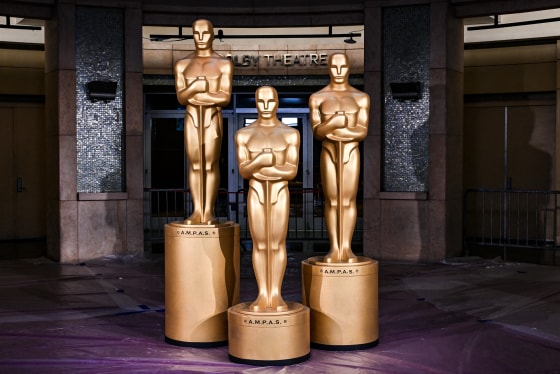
[0,251,559,373]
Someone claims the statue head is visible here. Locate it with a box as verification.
[192,19,214,50]
[255,86,279,120]
[328,53,350,84]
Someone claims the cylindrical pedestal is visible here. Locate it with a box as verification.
[165,221,240,347]
[301,256,378,350]
[228,302,310,366]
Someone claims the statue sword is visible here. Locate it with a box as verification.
[198,103,206,222]
[263,148,273,309]
[337,139,344,262]
[335,111,346,262]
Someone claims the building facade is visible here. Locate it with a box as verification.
[1,0,560,263]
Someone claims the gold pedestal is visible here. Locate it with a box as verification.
[164,221,240,347]
[228,302,310,365]
[301,256,379,350]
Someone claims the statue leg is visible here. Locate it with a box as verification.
[185,165,202,224]
[341,199,358,262]
[202,158,219,224]
[340,148,360,262]
[249,248,287,312]
[268,191,288,311]
[247,188,269,311]
[250,246,269,311]
[268,246,287,311]
[200,113,223,224]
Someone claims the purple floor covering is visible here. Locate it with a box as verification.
[0,249,559,373]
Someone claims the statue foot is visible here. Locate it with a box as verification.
[323,257,334,263]
[249,304,261,312]
[268,293,288,311]
[343,248,358,263]
[249,296,267,312]
[202,216,218,225]
[323,250,340,263]
[184,212,201,225]
[272,300,288,312]
[184,213,218,225]
[323,250,357,263]
[249,296,288,312]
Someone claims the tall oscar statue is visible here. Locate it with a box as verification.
[302,53,379,350]
[228,86,310,365]
[164,19,239,347]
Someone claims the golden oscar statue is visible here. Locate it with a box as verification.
[164,19,239,347]
[175,18,233,225]
[302,53,379,350]
[228,86,310,365]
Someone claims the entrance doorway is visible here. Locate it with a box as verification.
[0,104,46,241]
[144,112,232,222]
[144,93,314,223]
[462,96,556,262]
[143,90,363,253]
[464,98,555,190]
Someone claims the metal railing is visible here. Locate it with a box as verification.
[144,187,363,251]
[463,188,559,262]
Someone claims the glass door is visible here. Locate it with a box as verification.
[464,103,555,190]
[144,111,235,227]
[0,104,46,241]
[144,113,187,232]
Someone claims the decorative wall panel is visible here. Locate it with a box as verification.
[382,6,430,192]
[76,6,124,193]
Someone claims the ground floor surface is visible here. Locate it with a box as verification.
[0,246,559,373]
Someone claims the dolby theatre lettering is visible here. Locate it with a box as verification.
[226,52,328,67]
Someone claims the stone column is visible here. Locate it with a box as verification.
[45,0,77,262]
[363,0,463,262]
[123,5,145,258]
[362,3,382,262]
[45,2,143,262]
[427,1,464,261]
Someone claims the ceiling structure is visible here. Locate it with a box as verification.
[2,0,560,19]
[1,1,560,45]
[464,9,560,44]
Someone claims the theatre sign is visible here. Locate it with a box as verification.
[226,53,329,67]
[143,45,361,75]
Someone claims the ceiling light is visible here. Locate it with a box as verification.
[344,34,357,44]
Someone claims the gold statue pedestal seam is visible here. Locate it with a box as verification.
[228,301,310,365]
[302,256,379,350]
[164,221,240,347]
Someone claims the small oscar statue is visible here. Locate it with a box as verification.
[228,86,310,365]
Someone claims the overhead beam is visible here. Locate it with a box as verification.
[452,0,560,19]
[0,1,53,20]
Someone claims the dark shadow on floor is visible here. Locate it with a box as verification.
[0,238,46,260]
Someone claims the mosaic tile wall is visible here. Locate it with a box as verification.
[382,6,430,192]
[76,6,124,193]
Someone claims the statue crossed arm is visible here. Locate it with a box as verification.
[309,95,369,143]
[175,62,232,108]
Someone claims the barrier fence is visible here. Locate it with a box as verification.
[144,188,363,252]
[463,188,559,263]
